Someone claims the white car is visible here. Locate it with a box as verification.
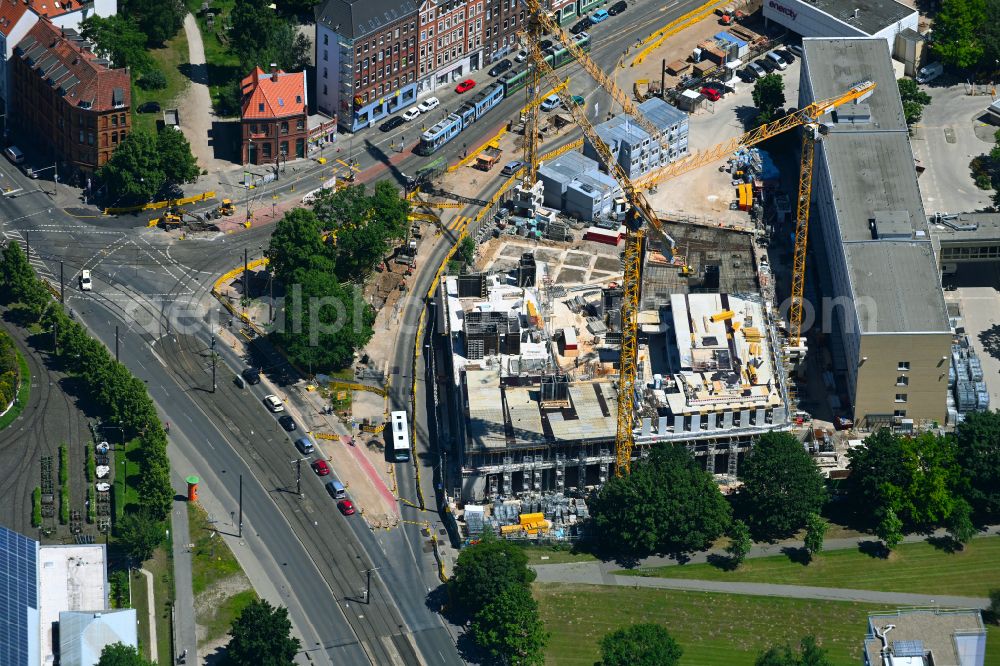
[263,394,284,412]
[417,97,440,113]
[79,270,92,291]
[514,50,528,62]
[402,107,421,121]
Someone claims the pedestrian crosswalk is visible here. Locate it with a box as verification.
[446,215,473,232]
[2,229,55,281]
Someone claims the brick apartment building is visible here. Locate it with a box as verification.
[315,0,419,132]
[481,0,523,64]
[416,0,484,94]
[11,19,129,173]
[240,66,308,166]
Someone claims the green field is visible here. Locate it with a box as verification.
[620,537,1000,598]
[534,583,1000,666]
[133,30,191,134]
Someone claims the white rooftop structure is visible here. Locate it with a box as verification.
[37,545,108,665]
[58,610,138,666]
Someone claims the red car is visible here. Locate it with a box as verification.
[338,499,355,515]
[455,79,476,93]
[311,460,330,476]
[700,86,722,102]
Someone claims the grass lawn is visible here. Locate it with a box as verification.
[0,349,30,431]
[132,29,191,135]
[201,588,257,646]
[189,502,243,595]
[519,544,600,565]
[534,583,1000,666]
[620,537,1000,598]
[132,543,175,664]
[113,438,144,520]
[188,0,242,114]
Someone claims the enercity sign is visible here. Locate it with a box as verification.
[768,0,798,20]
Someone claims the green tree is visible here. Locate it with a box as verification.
[449,529,536,617]
[591,446,731,557]
[458,235,476,266]
[125,0,185,44]
[989,589,1000,621]
[229,0,311,71]
[755,635,832,666]
[80,15,153,72]
[1,242,39,304]
[726,519,752,567]
[96,642,155,666]
[875,506,903,552]
[739,432,826,539]
[225,599,301,665]
[932,0,987,69]
[955,410,1000,519]
[97,131,164,204]
[471,584,548,666]
[116,510,164,563]
[267,208,334,285]
[898,78,932,126]
[156,128,200,186]
[752,73,785,125]
[804,512,827,558]
[599,623,682,666]
[137,446,174,521]
[947,498,976,547]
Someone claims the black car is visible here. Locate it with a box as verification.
[775,48,796,64]
[737,68,757,83]
[706,81,736,95]
[241,367,261,384]
[488,59,512,77]
[379,116,405,132]
[138,101,161,113]
[570,18,591,34]
[539,39,553,51]
[757,58,778,73]
[278,415,298,432]
[608,0,627,15]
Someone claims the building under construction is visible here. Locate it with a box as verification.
[439,225,792,504]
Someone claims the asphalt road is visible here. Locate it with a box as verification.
[0,1,713,662]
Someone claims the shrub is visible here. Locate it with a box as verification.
[137,68,167,90]
[86,487,95,524]
[32,487,41,527]
[85,445,96,482]
[60,485,70,524]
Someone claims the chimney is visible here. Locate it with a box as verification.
[853,7,859,17]
[270,63,278,82]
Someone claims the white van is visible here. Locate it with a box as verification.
[916,62,943,84]
[4,145,24,164]
[540,94,561,111]
[79,270,93,291]
[765,51,787,71]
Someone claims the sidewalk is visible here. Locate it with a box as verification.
[532,561,991,609]
[170,468,198,663]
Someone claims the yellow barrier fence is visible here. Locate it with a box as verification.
[631,0,730,66]
[520,78,570,114]
[329,381,387,397]
[538,138,584,162]
[104,191,217,215]
[447,126,508,172]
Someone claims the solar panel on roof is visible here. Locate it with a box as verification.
[0,526,39,666]
[892,640,925,657]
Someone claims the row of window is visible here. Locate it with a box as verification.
[247,119,306,136]
[940,245,1000,259]
[351,22,417,56]
[251,138,306,159]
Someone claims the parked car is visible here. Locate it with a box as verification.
[263,394,284,412]
[4,145,24,164]
[706,81,736,94]
[138,101,161,113]
[539,39,553,51]
[608,0,627,15]
[79,270,92,291]
[455,79,476,93]
[417,97,440,112]
[590,8,609,22]
[700,86,721,102]
[571,94,585,106]
[787,43,803,57]
[737,68,757,83]
[294,437,315,455]
[379,116,405,132]
[775,48,795,64]
[916,62,944,84]
[747,62,767,78]
[338,499,356,515]
[311,460,331,476]
[488,59,512,77]
[402,107,421,121]
[757,58,778,73]
[501,160,524,176]
[514,50,528,62]
[765,51,788,70]
[241,367,261,385]
[278,415,297,432]
[570,18,591,34]
[540,94,561,111]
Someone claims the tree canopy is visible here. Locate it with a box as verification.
[97,129,200,205]
[96,643,156,666]
[449,529,536,617]
[738,432,826,539]
[116,510,164,562]
[898,78,932,126]
[471,584,548,666]
[230,0,311,71]
[804,512,827,558]
[123,0,185,45]
[955,410,1000,519]
[932,0,988,69]
[80,15,153,73]
[600,623,682,666]
[752,74,785,126]
[268,209,334,285]
[847,430,959,530]
[726,519,752,567]
[591,445,731,557]
[755,636,832,666]
[225,599,300,665]
[157,129,201,186]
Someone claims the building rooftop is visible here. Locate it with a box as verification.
[28,0,87,19]
[59,610,138,666]
[15,20,130,112]
[538,151,600,187]
[593,97,687,147]
[38,544,108,665]
[241,67,307,120]
[315,0,417,39]
[864,609,986,666]
[929,212,1000,242]
[802,37,948,334]
[804,0,915,36]
[0,0,31,37]
[0,526,39,666]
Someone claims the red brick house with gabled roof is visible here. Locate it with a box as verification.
[240,65,309,166]
[11,18,130,173]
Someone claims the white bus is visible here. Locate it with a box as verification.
[390,410,410,462]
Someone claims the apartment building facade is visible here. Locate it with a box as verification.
[240,66,308,166]
[11,19,130,173]
[315,0,419,132]
[416,0,484,93]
